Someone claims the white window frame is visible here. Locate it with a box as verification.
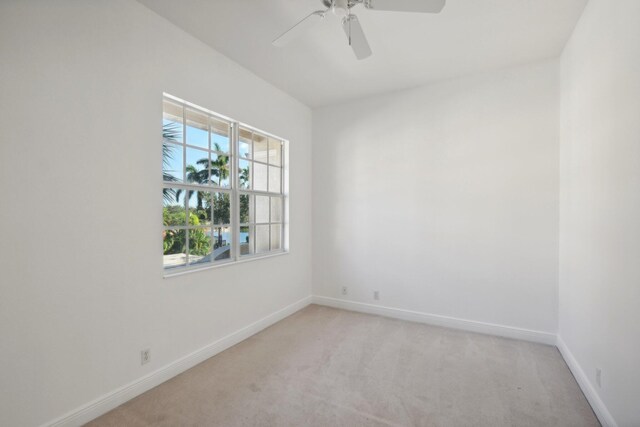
[162,93,288,277]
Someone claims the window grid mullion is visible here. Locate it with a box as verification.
[280,141,285,249]
[268,196,272,250]
[208,119,214,262]
[164,224,233,231]
[182,104,189,265]
[214,192,216,262]
[208,115,212,187]
[251,132,255,253]
[231,122,239,262]
[266,136,270,199]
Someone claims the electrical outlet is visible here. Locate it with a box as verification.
[341,286,348,295]
[596,368,602,388]
[141,349,150,365]
[373,291,380,300]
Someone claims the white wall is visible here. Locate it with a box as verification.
[559,0,640,426]
[313,60,559,335]
[0,1,312,426]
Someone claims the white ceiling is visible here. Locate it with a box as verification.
[138,0,587,108]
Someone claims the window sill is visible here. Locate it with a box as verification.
[163,250,289,279]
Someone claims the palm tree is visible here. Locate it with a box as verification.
[168,141,234,251]
[210,143,230,248]
[177,145,228,207]
[239,165,250,189]
[210,143,230,186]
[175,143,231,247]
[184,161,210,211]
[162,124,181,203]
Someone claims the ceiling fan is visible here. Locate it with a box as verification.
[272,0,446,60]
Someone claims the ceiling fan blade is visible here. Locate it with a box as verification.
[272,10,326,47]
[365,0,446,13]
[342,14,372,60]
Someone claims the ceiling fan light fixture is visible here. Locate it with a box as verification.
[332,0,349,18]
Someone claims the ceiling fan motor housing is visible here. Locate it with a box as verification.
[322,0,363,13]
[332,0,349,17]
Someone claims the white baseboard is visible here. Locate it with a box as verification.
[43,295,615,427]
[311,296,557,345]
[44,296,313,427]
[556,336,618,427]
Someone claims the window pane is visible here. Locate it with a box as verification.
[271,224,281,250]
[213,226,232,261]
[213,192,230,224]
[188,227,212,265]
[240,194,252,224]
[163,188,186,226]
[211,153,230,188]
[256,225,269,254]
[163,100,183,144]
[185,147,209,184]
[268,138,282,166]
[239,159,251,189]
[240,225,253,256]
[256,195,269,223]
[269,166,281,193]
[239,129,252,159]
[253,134,268,163]
[253,162,267,192]
[188,190,211,226]
[270,197,282,223]
[211,118,230,153]
[163,143,183,183]
[185,109,209,149]
[163,229,186,269]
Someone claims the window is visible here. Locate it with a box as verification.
[162,95,286,273]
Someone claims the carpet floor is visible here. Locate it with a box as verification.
[88,304,599,426]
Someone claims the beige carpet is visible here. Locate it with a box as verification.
[89,305,599,426]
